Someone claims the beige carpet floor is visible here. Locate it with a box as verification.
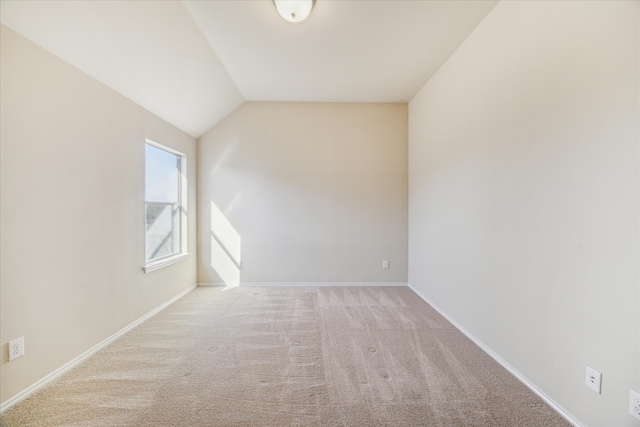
[1,286,570,426]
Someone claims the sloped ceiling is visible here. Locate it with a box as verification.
[0,0,497,138]
[185,0,497,103]
[0,0,244,138]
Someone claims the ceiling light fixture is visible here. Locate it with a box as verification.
[273,0,315,23]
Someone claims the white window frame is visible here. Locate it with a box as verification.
[143,139,189,273]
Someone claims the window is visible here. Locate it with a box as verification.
[144,140,187,272]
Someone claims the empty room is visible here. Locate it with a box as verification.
[0,1,638,426]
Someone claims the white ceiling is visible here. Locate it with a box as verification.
[185,0,497,103]
[0,0,497,138]
[0,0,244,138]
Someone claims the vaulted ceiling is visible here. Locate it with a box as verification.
[0,0,497,138]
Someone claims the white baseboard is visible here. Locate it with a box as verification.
[198,282,408,288]
[0,284,197,413]
[240,282,408,287]
[407,283,585,427]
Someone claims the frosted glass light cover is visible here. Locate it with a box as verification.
[273,0,315,23]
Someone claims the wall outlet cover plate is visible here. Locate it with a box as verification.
[630,390,640,421]
[8,336,25,361]
[585,365,601,394]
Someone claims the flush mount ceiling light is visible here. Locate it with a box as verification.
[273,0,315,23]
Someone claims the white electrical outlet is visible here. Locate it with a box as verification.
[8,336,25,361]
[382,260,389,269]
[585,366,601,393]
[630,390,640,421]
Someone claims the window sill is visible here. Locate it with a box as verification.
[143,253,190,273]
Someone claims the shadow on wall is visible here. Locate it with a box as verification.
[210,200,241,289]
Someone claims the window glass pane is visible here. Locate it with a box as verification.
[145,143,182,263]
[145,144,179,203]
[146,201,180,261]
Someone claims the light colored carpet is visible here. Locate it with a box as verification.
[1,286,570,426]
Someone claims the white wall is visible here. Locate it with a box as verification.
[198,102,407,285]
[0,25,197,405]
[409,1,639,426]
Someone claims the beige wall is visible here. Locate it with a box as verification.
[198,102,408,285]
[408,2,639,426]
[0,26,197,405]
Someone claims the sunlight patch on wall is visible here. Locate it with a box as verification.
[210,200,241,288]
